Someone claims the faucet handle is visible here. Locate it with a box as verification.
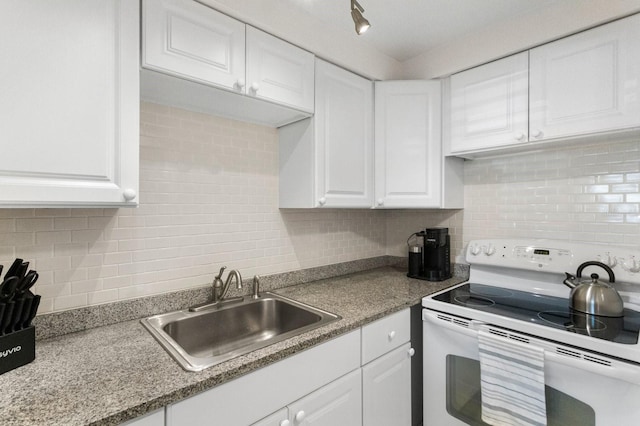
[215,266,227,280]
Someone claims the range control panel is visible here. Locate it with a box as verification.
[466,239,640,285]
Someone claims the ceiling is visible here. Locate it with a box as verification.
[279,0,566,62]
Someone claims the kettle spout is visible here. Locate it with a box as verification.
[563,272,577,289]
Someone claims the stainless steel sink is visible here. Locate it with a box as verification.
[141,292,340,371]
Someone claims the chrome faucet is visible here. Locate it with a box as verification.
[189,266,243,312]
[218,267,242,302]
[215,268,243,302]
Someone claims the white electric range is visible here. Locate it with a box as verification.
[422,239,640,426]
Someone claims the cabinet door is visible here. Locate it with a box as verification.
[315,60,373,208]
[374,81,441,208]
[0,0,139,207]
[142,0,246,92]
[362,343,413,426]
[449,52,529,154]
[246,26,314,113]
[252,408,289,426]
[530,14,640,141]
[288,369,362,426]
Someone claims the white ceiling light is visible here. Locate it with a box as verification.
[350,0,370,35]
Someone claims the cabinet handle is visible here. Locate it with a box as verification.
[388,330,396,341]
[408,347,415,357]
[122,188,137,201]
[532,129,544,139]
[377,198,384,206]
[280,420,291,426]
[294,410,305,423]
[236,79,246,90]
[318,197,326,206]
[515,133,526,142]
[250,82,260,92]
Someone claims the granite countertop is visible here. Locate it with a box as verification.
[0,266,465,426]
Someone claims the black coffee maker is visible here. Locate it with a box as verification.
[407,227,451,281]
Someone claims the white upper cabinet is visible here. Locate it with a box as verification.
[246,26,315,113]
[529,13,640,141]
[142,0,246,92]
[0,0,139,207]
[141,0,314,127]
[279,59,373,208]
[375,81,463,209]
[449,53,529,155]
[447,13,640,157]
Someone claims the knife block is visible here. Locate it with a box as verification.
[0,326,35,375]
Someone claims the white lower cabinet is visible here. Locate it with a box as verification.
[361,309,413,426]
[164,330,360,426]
[362,343,413,426]
[254,369,362,426]
[251,408,289,426]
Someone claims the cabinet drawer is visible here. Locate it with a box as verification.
[361,309,410,364]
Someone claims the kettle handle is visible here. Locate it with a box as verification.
[576,261,615,283]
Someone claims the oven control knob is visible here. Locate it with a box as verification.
[621,256,640,273]
[483,244,496,256]
[469,244,481,256]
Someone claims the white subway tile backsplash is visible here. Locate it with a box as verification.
[3,101,638,314]
[456,139,640,254]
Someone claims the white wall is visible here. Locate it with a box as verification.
[401,0,640,79]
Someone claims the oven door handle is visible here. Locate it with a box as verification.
[544,349,640,385]
[422,309,487,337]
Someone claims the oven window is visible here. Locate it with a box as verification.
[445,355,595,426]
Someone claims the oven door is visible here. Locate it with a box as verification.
[423,309,640,426]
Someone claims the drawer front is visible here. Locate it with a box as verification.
[361,309,410,364]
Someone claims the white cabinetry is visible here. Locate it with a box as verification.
[255,369,362,426]
[279,59,373,208]
[375,81,463,209]
[363,343,413,426]
[0,0,139,207]
[246,26,315,113]
[142,0,245,91]
[448,13,640,157]
[165,330,360,426]
[529,13,640,141]
[141,0,313,127]
[449,53,529,154]
[361,309,413,426]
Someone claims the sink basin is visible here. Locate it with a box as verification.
[141,292,340,371]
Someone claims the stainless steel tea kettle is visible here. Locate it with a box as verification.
[563,261,624,317]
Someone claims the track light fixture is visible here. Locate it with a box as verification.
[350,0,370,35]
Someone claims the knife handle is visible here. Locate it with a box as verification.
[26,295,41,328]
[1,301,14,335]
[19,295,33,330]
[9,297,25,333]
[0,303,5,333]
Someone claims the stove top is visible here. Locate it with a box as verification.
[434,283,640,344]
[422,239,640,362]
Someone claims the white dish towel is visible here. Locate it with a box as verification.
[478,329,547,426]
